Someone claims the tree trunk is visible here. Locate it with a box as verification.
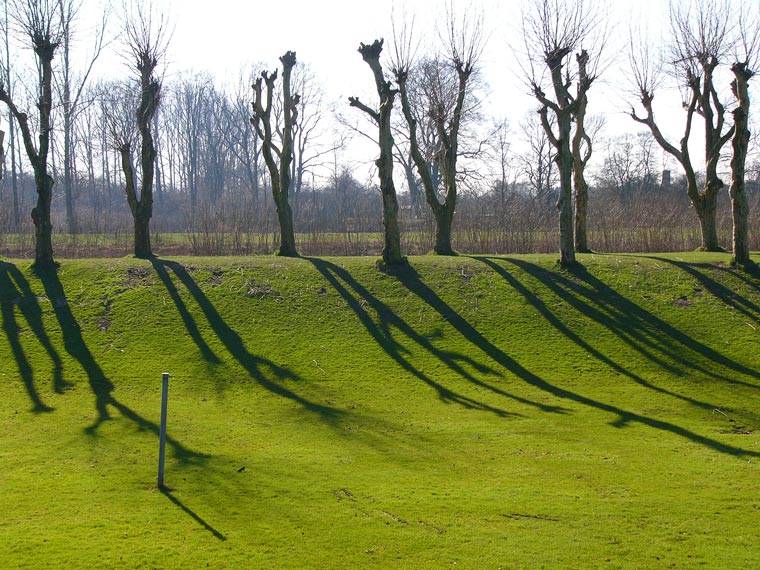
[574,176,589,253]
[134,207,152,259]
[275,194,298,257]
[696,195,721,252]
[729,63,752,266]
[572,51,591,253]
[433,207,454,256]
[31,172,55,267]
[556,114,576,267]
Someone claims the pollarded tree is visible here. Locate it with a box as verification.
[251,51,299,257]
[349,39,405,266]
[572,50,593,253]
[393,11,484,255]
[116,3,167,258]
[630,0,735,252]
[522,0,602,267]
[0,0,64,268]
[728,9,759,267]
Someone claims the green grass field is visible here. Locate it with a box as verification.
[1,252,759,568]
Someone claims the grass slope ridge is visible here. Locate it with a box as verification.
[1,252,759,569]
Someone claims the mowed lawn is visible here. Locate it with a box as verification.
[1,253,759,569]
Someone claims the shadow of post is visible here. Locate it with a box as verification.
[160,487,226,541]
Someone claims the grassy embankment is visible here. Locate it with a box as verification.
[1,252,759,568]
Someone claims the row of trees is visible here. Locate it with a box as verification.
[0,0,758,269]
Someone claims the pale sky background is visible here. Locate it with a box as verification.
[4,0,754,180]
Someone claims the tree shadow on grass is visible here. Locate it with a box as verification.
[152,260,221,364]
[0,262,65,412]
[501,257,760,387]
[477,257,721,411]
[389,258,760,458]
[160,487,226,541]
[306,257,565,417]
[33,266,206,465]
[647,256,760,324]
[150,258,341,422]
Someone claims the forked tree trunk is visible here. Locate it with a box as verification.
[396,59,472,257]
[533,45,587,269]
[729,62,753,266]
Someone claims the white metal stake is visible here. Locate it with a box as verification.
[157,372,169,489]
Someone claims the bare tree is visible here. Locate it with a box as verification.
[728,8,759,267]
[3,1,21,228]
[0,0,66,267]
[114,2,167,258]
[486,118,516,207]
[518,111,557,205]
[597,132,658,203]
[56,0,108,235]
[251,51,299,257]
[170,74,209,212]
[222,69,263,201]
[394,10,484,255]
[630,0,734,251]
[350,39,405,266]
[288,64,342,203]
[522,0,602,267]
[571,50,594,252]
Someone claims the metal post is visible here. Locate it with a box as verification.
[157,372,169,489]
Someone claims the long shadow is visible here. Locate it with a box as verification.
[150,259,340,421]
[34,266,206,465]
[0,262,65,412]
[502,257,760,387]
[160,488,226,541]
[152,261,220,363]
[649,256,760,324]
[477,257,720,411]
[307,257,567,417]
[390,259,760,458]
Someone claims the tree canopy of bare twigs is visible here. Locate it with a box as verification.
[392,5,484,255]
[630,0,736,252]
